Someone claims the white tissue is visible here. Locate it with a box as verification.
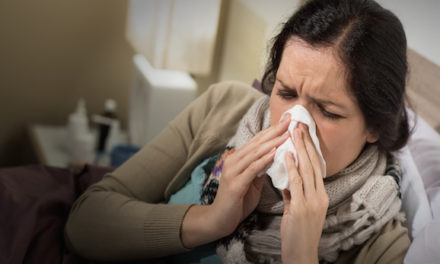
[266,105,326,190]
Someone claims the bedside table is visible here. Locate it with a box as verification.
[29,124,128,168]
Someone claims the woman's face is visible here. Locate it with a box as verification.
[270,38,378,177]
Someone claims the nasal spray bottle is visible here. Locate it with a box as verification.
[66,99,95,165]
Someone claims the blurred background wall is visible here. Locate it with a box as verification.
[0,0,134,166]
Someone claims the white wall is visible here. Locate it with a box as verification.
[218,0,440,86]
[376,0,440,66]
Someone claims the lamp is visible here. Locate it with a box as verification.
[125,0,221,146]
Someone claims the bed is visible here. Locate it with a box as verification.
[398,49,440,263]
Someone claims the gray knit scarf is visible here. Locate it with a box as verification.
[201,96,404,263]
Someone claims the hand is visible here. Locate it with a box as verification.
[281,123,329,264]
[210,113,291,236]
[181,114,291,248]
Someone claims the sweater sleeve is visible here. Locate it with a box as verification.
[64,81,263,261]
[336,219,410,264]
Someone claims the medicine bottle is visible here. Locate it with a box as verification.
[96,99,118,153]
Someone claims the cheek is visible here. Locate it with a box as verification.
[269,96,293,126]
[316,120,368,176]
[270,104,282,126]
[315,122,338,157]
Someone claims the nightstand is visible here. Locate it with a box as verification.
[29,124,128,168]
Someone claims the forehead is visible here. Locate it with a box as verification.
[278,38,350,98]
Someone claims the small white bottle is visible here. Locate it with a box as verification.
[66,99,95,164]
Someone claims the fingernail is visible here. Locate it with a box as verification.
[289,152,296,163]
[295,128,302,139]
[280,113,290,123]
[257,170,266,177]
[284,151,290,161]
[293,127,299,139]
[289,152,296,164]
[279,115,285,123]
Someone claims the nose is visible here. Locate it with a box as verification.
[288,102,317,131]
[290,100,312,115]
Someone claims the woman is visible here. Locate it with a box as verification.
[65,0,410,263]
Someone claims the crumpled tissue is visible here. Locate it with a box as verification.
[266,105,326,190]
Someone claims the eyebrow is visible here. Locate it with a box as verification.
[277,78,347,111]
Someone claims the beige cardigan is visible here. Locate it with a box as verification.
[65,81,409,263]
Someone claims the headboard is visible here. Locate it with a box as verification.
[407,49,440,133]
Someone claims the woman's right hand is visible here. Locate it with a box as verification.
[181,114,291,248]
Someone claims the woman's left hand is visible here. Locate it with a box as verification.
[280,123,329,264]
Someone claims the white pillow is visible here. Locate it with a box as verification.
[404,219,440,264]
[406,109,440,218]
[401,109,440,263]
[395,146,432,239]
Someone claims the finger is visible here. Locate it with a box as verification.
[238,146,276,188]
[259,112,290,139]
[234,130,289,175]
[234,113,290,163]
[300,123,324,190]
[223,114,290,182]
[293,126,315,198]
[284,151,304,203]
[246,113,291,148]
[223,127,289,182]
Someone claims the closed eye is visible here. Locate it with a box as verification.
[277,90,297,100]
[319,105,341,120]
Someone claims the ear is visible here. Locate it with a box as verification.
[366,131,379,143]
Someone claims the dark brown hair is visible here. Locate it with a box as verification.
[262,0,409,152]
